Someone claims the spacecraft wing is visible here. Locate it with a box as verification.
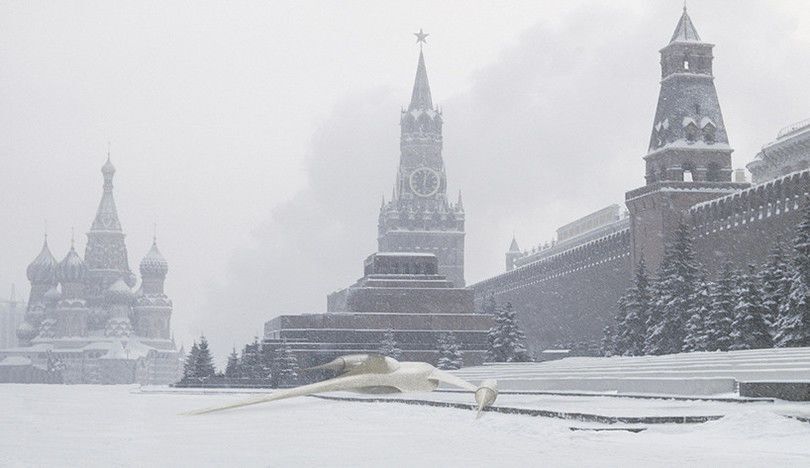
[185,372,386,415]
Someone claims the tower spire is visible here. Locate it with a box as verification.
[409,32,433,111]
[670,5,701,43]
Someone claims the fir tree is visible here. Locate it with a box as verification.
[224,347,240,379]
[437,333,464,370]
[775,198,810,347]
[600,324,616,357]
[760,238,792,333]
[683,272,712,352]
[194,335,216,380]
[239,338,264,380]
[274,343,299,387]
[183,341,199,381]
[645,222,699,355]
[730,265,773,350]
[705,263,737,351]
[618,258,652,356]
[487,302,532,362]
[378,329,402,359]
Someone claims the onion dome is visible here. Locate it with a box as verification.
[57,245,87,283]
[16,321,37,342]
[104,278,135,304]
[26,238,57,284]
[140,240,168,277]
[43,286,62,303]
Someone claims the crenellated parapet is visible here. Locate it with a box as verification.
[688,169,810,271]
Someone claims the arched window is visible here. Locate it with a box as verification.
[682,162,695,182]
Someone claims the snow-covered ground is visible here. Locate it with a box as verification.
[2,385,809,467]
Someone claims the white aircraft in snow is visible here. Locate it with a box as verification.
[187,354,498,416]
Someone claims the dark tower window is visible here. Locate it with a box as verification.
[706,162,721,181]
[685,122,699,142]
[703,123,716,143]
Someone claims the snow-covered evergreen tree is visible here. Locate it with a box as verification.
[194,336,216,380]
[600,324,616,357]
[378,329,402,360]
[183,341,199,381]
[730,265,773,350]
[239,338,264,380]
[760,238,792,334]
[224,347,240,379]
[705,263,737,351]
[775,198,810,347]
[618,258,652,356]
[644,222,698,355]
[487,302,532,362]
[683,271,712,352]
[274,343,299,387]
[437,333,464,370]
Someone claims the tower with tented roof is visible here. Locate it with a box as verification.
[625,7,748,271]
[378,35,466,287]
[84,155,136,301]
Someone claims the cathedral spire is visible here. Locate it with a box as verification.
[85,153,134,289]
[91,155,122,232]
[408,47,433,111]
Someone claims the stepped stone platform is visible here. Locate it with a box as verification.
[264,253,492,368]
[452,347,810,399]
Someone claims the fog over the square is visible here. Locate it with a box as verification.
[2,0,809,362]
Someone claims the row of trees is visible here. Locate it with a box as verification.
[603,200,810,356]
[179,335,300,387]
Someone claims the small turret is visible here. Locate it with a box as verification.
[134,237,173,339]
[139,238,168,294]
[506,236,522,272]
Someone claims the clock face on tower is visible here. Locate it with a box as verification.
[409,167,440,197]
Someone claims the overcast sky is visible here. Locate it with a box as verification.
[2,0,809,363]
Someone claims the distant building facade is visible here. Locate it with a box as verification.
[472,8,810,355]
[747,119,810,184]
[0,157,179,384]
[265,43,491,366]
